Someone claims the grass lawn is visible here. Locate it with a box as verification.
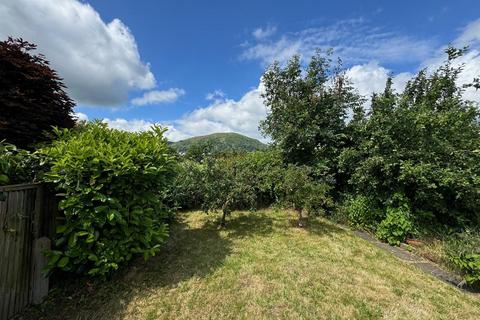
[23,210,480,320]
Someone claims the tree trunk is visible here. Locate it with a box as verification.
[295,207,304,227]
[220,209,227,227]
[220,200,231,227]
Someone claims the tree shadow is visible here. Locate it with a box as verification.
[303,216,350,237]
[275,208,349,238]
[213,211,275,239]
[19,213,233,320]
[19,210,350,320]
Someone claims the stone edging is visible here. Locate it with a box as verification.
[353,230,479,294]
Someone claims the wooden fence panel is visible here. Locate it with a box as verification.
[0,183,56,320]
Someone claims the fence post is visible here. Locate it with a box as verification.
[31,237,50,304]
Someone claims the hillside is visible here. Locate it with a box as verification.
[172,132,266,154]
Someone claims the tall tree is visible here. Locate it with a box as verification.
[0,37,75,148]
[260,51,363,189]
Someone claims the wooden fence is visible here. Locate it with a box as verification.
[0,183,57,320]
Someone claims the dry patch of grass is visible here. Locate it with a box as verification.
[22,210,480,320]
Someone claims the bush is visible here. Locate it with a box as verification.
[38,123,176,277]
[275,165,332,225]
[342,195,382,231]
[201,154,257,226]
[235,149,283,207]
[0,141,38,186]
[346,48,480,225]
[172,149,284,216]
[170,159,205,210]
[445,229,480,285]
[376,207,413,246]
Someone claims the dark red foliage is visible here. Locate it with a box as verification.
[0,37,75,148]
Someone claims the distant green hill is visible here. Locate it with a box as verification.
[172,132,266,154]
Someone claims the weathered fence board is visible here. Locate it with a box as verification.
[0,183,56,320]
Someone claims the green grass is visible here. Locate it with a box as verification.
[23,210,480,319]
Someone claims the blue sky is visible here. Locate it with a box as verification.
[1,0,480,140]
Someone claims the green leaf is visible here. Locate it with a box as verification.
[57,256,69,268]
[56,225,67,233]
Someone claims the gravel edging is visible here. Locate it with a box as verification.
[353,230,479,294]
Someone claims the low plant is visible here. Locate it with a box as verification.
[445,229,480,285]
[342,195,382,231]
[376,206,413,246]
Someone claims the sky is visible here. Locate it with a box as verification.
[1,0,480,141]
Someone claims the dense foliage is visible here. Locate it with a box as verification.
[344,47,480,226]
[0,141,37,186]
[260,47,480,284]
[445,229,480,284]
[0,38,75,148]
[171,148,333,226]
[38,123,176,277]
[261,51,363,196]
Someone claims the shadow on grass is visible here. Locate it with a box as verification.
[19,211,350,320]
[304,216,349,237]
[19,212,281,320]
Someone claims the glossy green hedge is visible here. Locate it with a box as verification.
[38,123,176,277]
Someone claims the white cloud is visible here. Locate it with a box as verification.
[75,112,89,122]
[131,88,185,106]
[252,26,277,40]
[420,19,480,104]
[242,19,435,66]
[172,84,267,141]
[103,118,156,132]
[346,62,412,98]
[101,84,267,142]
[454,19,480,47]
[205,90,226,101]
[0,0,155,106]
[101,118,191,142]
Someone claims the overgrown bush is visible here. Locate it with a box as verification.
[234,149,283,206]
[342,195,383,231]
[170,159,205,210]
[38,123,176,277]
[345,48,480,225]
[445,229,480,285]
[376,207,413,246]
[202,154,258,225]
[275,165,332,225]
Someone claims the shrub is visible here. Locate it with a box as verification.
[170,159,205,210]
[275,165,332,225]
[201,154,257,226]
[445,229,480,285]
[235,149,283,207]
[0,141,38,186]
[376,207,413,246]
[342,195,382,231]
[303,182,334,216]
[347,48,480,225]
[38,123,176,277]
